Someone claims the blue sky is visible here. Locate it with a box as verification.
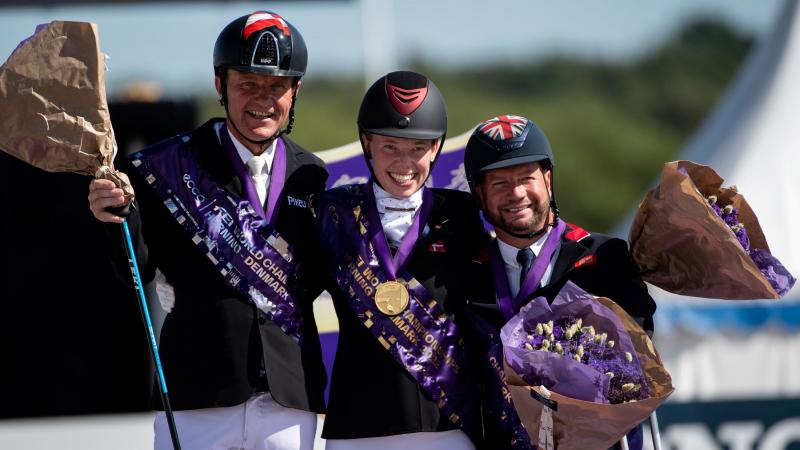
[0,0,786,98]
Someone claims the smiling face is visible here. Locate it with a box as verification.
[215,68,299,154]
[365,133,440,198]
[474,162,553,247]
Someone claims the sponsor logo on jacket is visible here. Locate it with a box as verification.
[287,195,308,209]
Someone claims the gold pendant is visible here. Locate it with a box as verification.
[374,280,409,316]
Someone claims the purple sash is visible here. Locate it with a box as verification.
[218,126,285,225]
[468,314,534,449]
[129,132,303,341]
[317,183,479,440]
[362,182,432,279]
[491,219,567,320]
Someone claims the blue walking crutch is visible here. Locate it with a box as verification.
[118,213,182,450]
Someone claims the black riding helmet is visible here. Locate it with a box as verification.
[357,71,447,186]
[464,115,560,236]
[213,11,307,139]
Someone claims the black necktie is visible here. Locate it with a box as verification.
[517,247,535,287]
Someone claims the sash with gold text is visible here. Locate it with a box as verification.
[316,184,480,441]
[465,312,534,450]
[129,133,303,341]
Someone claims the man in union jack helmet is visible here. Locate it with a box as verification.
[462,115,656,449]
[88,11,327,450]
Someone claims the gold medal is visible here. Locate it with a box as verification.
[374,280,409,316]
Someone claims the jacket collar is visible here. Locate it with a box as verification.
[549,223,593,283]
[423,189,448,231]
[191,118,300,196]
[473,222,593,282]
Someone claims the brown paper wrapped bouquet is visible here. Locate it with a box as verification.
[629,160,794,299]
[0,21,132,199]
[501,283,673,450]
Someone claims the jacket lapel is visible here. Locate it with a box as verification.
[281,137,301,182]
[194,122,301,206]
[192,119,241,195]
[422,190,448,238]
[548,235,591,286]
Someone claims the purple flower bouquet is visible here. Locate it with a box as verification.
[630,160,795,299]
[501,282,673,449]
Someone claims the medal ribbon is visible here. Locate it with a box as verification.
[316,186,480,443]
[362,180,433,279]
[219,125,286,226]
[130,135,303,341]
[491,218,566,320]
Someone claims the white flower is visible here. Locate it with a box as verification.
[541,339,551,351]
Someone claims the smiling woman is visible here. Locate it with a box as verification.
[365,133,439,198]
[313,70,492,450]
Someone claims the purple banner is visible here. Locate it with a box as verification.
[130,136,304,341]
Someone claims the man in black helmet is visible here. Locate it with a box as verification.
[88,11,327,450]
[461,115,656,449]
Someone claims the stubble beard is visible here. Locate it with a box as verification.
[495,199,550,236]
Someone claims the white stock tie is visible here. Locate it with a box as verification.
[246,155,269,206]
[374,186,423,246]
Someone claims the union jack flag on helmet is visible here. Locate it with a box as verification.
[478,115,529,141]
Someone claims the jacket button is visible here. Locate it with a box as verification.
[258,313,267,325]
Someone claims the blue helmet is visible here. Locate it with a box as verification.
[464,115,554,186]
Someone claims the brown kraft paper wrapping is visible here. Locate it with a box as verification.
[628,160,776,299]
[505,297,673,450]
[0,21,133,199]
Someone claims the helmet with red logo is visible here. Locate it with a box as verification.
[214,11,307,78]
[464,115,554,186]
[357,71,447,143]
